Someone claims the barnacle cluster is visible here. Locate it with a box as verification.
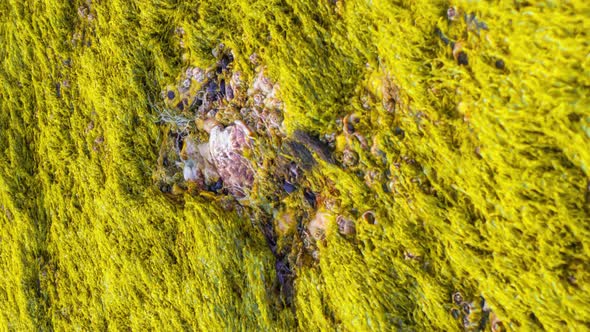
[152,45,286,199]
[151,45,374,304]
[450,292,505,331]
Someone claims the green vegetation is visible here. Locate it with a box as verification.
[1,0,589,330]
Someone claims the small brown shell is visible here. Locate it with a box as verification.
[353,133,369,149]
[362,210,376,225]
[342,113,360,134]
[341,148,359,167]
[447,7,458,21]
[337,215,356,236]
[253,94,264,106]
[490,313,504,332]
[364,169,382,187]
[249,53,259,65]
[461,301,472,315]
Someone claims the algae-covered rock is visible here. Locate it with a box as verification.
[2,0,589,331]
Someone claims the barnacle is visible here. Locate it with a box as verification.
[362,210,376,225]
[308,210,333,241]
[336,215,356,236]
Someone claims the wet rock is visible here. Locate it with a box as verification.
[285,141,316,170]
[293,130,334,164]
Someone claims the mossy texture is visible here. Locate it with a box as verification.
[1,0,589,330]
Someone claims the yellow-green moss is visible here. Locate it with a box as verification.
[1,0,588,330]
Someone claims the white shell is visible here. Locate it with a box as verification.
[183,159,199,181]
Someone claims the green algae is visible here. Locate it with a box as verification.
[1,0,589,331]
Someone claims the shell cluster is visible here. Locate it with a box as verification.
[449,292,505,331]
[154,45,285,199]
[152,46,379,289]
